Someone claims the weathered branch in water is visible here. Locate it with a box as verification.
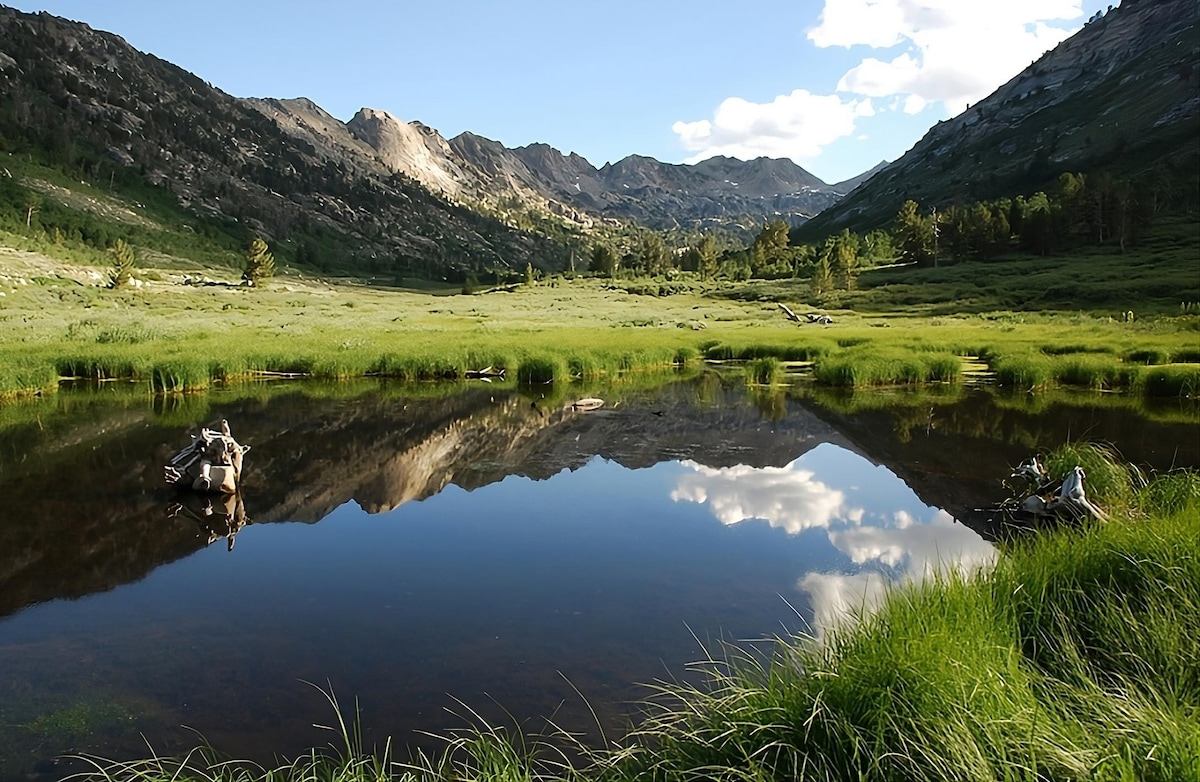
[164,419,249,494]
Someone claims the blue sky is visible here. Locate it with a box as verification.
[12,1,1107,184]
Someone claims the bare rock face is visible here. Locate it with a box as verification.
[347,108,470,199]
[254,102,853,236]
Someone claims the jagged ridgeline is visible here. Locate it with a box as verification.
[0,7,574,278]
[799,0,1200,238]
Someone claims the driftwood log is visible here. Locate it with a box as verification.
[570,397,604,412]
[465,365,506,381]
[1005,456,1107,521]
[164,419,249,494]
[778,304,833,325]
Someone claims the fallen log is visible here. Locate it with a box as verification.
[995,456,1107,522]
[466,365,506,381]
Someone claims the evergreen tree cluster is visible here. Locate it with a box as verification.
[893,168,1178,266]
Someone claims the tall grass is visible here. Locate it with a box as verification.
[702,340,835,362]
[2,266,1197,400]
[1142,364,1200,397]
[745,356,783,386]
[812,349,961,387]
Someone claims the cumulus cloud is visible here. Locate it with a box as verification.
[671,1,1088,166]
[811,0,1087,114]
[671,459,863,534]
[798,571,890,635]
[829,510,996,575]
[672,90,874,165]
[672,454,996,636]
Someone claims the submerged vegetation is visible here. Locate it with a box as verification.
[65,444,1199,781]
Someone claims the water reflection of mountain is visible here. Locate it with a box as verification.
[243,382,855,522]
[0,380,854,618]
[1,379,1194,619]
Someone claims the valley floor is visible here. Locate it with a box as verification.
[1,241,1198,401]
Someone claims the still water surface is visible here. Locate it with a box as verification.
[0,378,1195,778]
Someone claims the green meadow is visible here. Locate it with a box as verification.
[2,244,1198,401]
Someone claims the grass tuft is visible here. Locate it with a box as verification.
[745,356,783,386]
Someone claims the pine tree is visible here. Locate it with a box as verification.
[810,254,834,297]
[893,200,936,266]
[696,234,719,280]
[107,238,135,288]
[589,244,618,277]
[243,237,276,286]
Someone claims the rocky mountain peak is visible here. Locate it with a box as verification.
[345,107,464,196]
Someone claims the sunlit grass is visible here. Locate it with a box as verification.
[1,268,1197,399]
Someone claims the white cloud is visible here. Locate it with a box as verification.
[671,1,1086,169]
[829,510,996,576]
[812,0,1087,114]
[672,90,874,165]
[671,454,997,638]
[671,459,863,534]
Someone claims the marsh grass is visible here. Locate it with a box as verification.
[702,341,835,362]
[1142,364,1200,397]
[67,684,575,782]
[745,357,783,386]
[2,262,1197,401]
[812,349,961,387]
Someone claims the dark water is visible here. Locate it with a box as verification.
[0,377,1195,778]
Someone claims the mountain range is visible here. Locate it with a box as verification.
[254,96,876,233]
[0,4,869,277]
[1,0,1196,277]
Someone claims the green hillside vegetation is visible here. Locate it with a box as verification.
[0,7,577,279]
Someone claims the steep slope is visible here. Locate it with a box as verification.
[0,5,881,272]
[831,161,888,194]
[0,7,570,274]
[801,0,1199,237]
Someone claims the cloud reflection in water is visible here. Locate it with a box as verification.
[671,461,863,534]
[672,445,995,635]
